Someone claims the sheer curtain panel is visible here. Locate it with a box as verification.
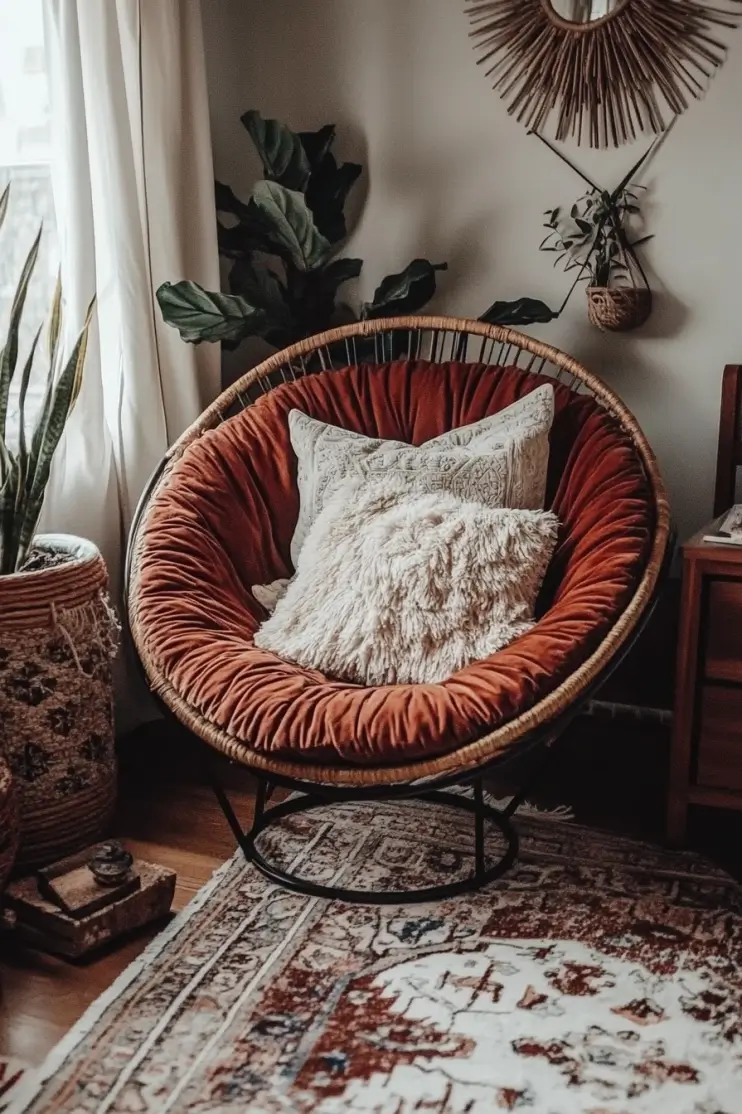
[42,0,220,730]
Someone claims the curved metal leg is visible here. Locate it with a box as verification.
[211,776,519,905]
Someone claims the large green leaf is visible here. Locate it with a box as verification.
[228,256,287,313]
[156,280,266,345]
[298,124,336,170]
[305,154,362,244]
[479,298,559,327]
[215,180,253,221]
[314,257,363,299]
[215,182,277,258]
[0,226,42,439]
[251,181,331,272]
[217,220,256,260]
[241,110,311,192]
[363,260,447,319]
[288,258,364,341]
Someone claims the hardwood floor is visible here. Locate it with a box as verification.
[1,714,740,1069]
[0,730,260,1067]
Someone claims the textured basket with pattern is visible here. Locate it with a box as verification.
[586,286,653,332]
[0,759,19,891]
[0,535,119,868]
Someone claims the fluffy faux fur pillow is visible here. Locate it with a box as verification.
[288,384,554,565]
[254,479,559,686]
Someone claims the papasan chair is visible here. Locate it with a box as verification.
[126,316,671,903]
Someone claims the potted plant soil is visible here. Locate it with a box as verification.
[0,185,118,869]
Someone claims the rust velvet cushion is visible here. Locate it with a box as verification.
[133,361,653,767]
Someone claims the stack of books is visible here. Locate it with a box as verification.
[704,505,742,545]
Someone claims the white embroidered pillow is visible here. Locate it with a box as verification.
[287,383,554,566]
[254,478,559,686]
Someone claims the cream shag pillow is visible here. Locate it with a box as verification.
[254,479,559,686]
[288,384,554,565]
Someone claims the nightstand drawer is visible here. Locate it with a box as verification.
[705,580,742,683]
[696,685,742,790]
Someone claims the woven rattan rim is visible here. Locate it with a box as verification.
[128,315,671,788]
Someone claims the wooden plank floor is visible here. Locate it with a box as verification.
[1,715,740,1069]
[0,730,260,1067]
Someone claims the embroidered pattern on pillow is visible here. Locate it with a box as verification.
[288,384,554,566]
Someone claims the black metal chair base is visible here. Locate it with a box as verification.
[210,772,520,905]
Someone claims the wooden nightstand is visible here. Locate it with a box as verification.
[668,517,742,843]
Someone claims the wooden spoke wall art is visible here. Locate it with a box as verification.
[465,0,742,147]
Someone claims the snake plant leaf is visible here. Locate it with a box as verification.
[0,426,12,480]
[17,325,42,477]
[241,110,311,193]
[298,124,336,170]
[47,273,63,367]
[69,297,95,412]
[0,226,42,439]
[29,299,94,474]
[250,181,331,272]
[363,260,448,320]
[18,303,95,565]
[305,154,362,244]
[157,280,266,345]
[0,183,9,234]
[0,453,21,575]
[479,298,559,327]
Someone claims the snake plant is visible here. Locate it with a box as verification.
[0,184,94,575]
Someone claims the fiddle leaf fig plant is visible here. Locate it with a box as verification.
[157,110,448,350]
[0,184,95,575]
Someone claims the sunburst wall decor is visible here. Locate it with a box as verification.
[465,0,742,147]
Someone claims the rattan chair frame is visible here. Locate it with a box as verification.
[127,314,671,789]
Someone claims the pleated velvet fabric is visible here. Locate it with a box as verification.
[133,361,653,766]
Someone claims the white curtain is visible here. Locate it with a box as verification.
[42,0,220,729]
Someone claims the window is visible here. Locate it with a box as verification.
[0,0,56,446]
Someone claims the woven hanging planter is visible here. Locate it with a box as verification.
[0,758,19,892]
[586,285,652,332]
[0,535,120,869]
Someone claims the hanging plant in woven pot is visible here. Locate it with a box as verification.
[540,175,653,333]
[0,185,118,868]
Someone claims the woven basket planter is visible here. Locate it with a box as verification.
[0,758,19,891]
[586,286,652,332]
[0,535,119,869]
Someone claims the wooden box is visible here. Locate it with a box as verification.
[2,844,176,959]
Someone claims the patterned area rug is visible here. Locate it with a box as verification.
[11,800,742,1113]
[0,1058,27,1112]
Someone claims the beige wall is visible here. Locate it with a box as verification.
[201,0,742,537]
